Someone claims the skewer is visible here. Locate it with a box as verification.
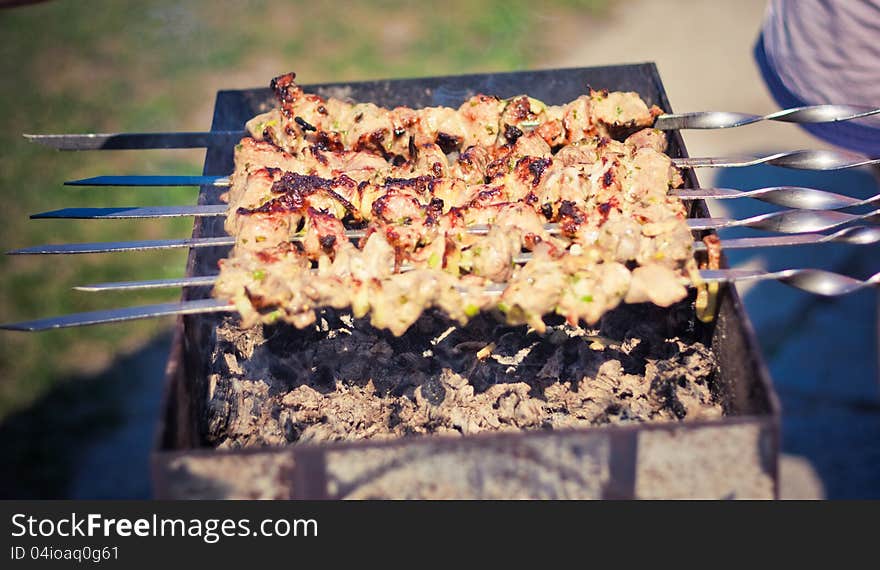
[8,236,236,255]
[65,175,230,187]
[674,186,880,210]
[32,205,229,219]
[44,184,880,212]
[12,226,879,257]
[59,149,880,191]
[77,275,221,292]
[0,299,235,331]
[71,227,880,292]
[32,205,880,232]
[23,131,245,151]
[653,104,880,130]
[60,149,880,193]
[673,150,879,170]
[18,208,880,254]
[23,105,880,150]
[4,267,878,331]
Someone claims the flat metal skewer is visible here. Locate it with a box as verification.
[0,298,235,331]
[12,216,880,256]
[674,186,880,210]
[8,236,236,255]
[673,149,880,170]
[23,105,880,150]
[37,184,880,213]
[23,131,246,151]
[76,275,221,291]
[60,150,880,190]
[20,207,880,252]
[688,208,880,232]
[32,205,230,219]
[4,267,878,331]
[653,104,880,130]
[12,227,875,257]
[70,226,880,293]
[65,175,231,187]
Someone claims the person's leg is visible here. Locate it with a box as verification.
[875,166,880,390]
[872,165,880,391]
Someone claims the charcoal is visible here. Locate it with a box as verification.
[204,300,722,449]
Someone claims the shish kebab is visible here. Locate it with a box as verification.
[22,110,872,331]
[105,78,879,332]
[54,71,880,176]
[7,74,880,333]
[26,104,880,150]
[4,267,880,332]
[63,225,880,291]
[24,69,880,151]
[52,79,880,209]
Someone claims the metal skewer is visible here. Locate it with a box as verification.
[691,226,880,250]
[674,186,880,210]
[18,208,880,254]
[4,267,878,331]
[32,205,230,219]
[59,150,880,191]
[0,299,235,331]
[11,225,879,257]
[8,236,236,255]
[23,105,880,150]
[70,227,880,292]
[653,104,880,130]
[76,275,221,292]
[688,208,880,232]
[673,149,880,170]
[65,175,230,187]
[37,184,880,213]
[699,268,880,296]
[23,131,246,151]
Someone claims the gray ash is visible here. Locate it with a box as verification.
[202,301,721,450]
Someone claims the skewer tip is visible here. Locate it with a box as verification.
[0,323,36,332]
[21,134,64,150]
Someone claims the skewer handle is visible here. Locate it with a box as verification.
[655,104,880,130]
[674,149,880,170]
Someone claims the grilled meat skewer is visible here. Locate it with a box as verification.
[247,72,662,160]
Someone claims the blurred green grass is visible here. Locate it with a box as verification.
[0,0,607,421]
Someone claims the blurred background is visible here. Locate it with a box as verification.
[0,0,877,498]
